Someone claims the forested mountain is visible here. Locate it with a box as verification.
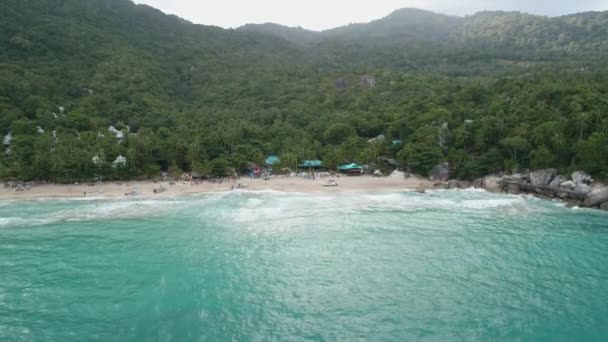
[1,0,607,182]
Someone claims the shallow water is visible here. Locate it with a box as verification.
[1,190,607,341]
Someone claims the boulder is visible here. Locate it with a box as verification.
[433,182,447,190]
[574,183,591,195]
[429,162,450,182]
[473,178,484,189]
[530,169,557,187]
[484,176,502,193]
[548,175,567,190]
[560,180,576,190]
[506,183,521,194]
[447,180,460,189]
[565,202,580,209]
[572,171,593,185]
[360,74,376,88]
[584,186,608,207]
[600,202,608,211]
[458,180,472,189]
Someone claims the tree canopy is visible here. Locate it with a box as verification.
[1,1,607,182]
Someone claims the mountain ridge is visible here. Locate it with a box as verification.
[1,0,607,183]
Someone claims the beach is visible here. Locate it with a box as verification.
[0,175,435,200]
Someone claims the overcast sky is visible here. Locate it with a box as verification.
[132,0,608,31]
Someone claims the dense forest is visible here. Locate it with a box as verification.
[1,0,607,182]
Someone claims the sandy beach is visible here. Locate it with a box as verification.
[0,175,436,200]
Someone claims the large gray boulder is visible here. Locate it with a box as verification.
[600,202,608,211]
[429,162,450,182]
[584,186,608,207]
[560,180,576,190]
[572,171,593,185]
[447,180,460,189]
[548,175,567,190]
[473,178,484,189]
[574,183,591,195]
[458,180,472,189]
[530,169,557,187]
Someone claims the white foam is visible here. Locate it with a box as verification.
[1,190,563,229]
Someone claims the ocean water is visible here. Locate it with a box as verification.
[0,190,607,341]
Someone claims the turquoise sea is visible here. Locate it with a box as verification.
[1,190,607,341]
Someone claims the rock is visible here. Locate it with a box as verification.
[473,178,484,189]
[367,134,386,144]
[447,180,460,189]
[600,202,608,211]
[560,180,576,190]
[458,180,472,189]
[429,162,449,182]
[335,78,348,89]
[584,186,608,207]
[433,182,447,190]
[572,171,593,185]
[565,202,580,209]
[574,183,591,195]
[415,187,426,194]
[360,74,376,88]
[506,183,521,194]
[530,169,557,187]
[484,176,502,193]
[548,175,567,190]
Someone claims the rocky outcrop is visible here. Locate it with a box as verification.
[483,176,502,193]
[499,169,598,203]
[530,169,556,187]
[600,202,608,211]
[574,183,592,195]
[548,175,567,189]
[560,180,575,190]
[360,74,376,88]
[446,180,459,189]
[506,183,521,194]
[335,79,348,89]
[473,178,484,189]
[584,186,608,207]
[446,179,471,189]
[429,162,449,182]
[572,171,593,185]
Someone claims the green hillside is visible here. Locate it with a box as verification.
[1,0,607,182]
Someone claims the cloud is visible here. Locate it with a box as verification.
[132,0,608,30]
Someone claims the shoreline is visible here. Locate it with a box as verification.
[0,175,436,201]
[1,175,605,212]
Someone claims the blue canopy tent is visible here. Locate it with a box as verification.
[265,155,280,166]
[299,160,323,169]
[338,163,363,175]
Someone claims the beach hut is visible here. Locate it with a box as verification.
[265,155,280,166]
[299,160,323,169]
[338,163,363,176]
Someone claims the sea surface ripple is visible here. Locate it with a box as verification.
[1,190,607,341]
